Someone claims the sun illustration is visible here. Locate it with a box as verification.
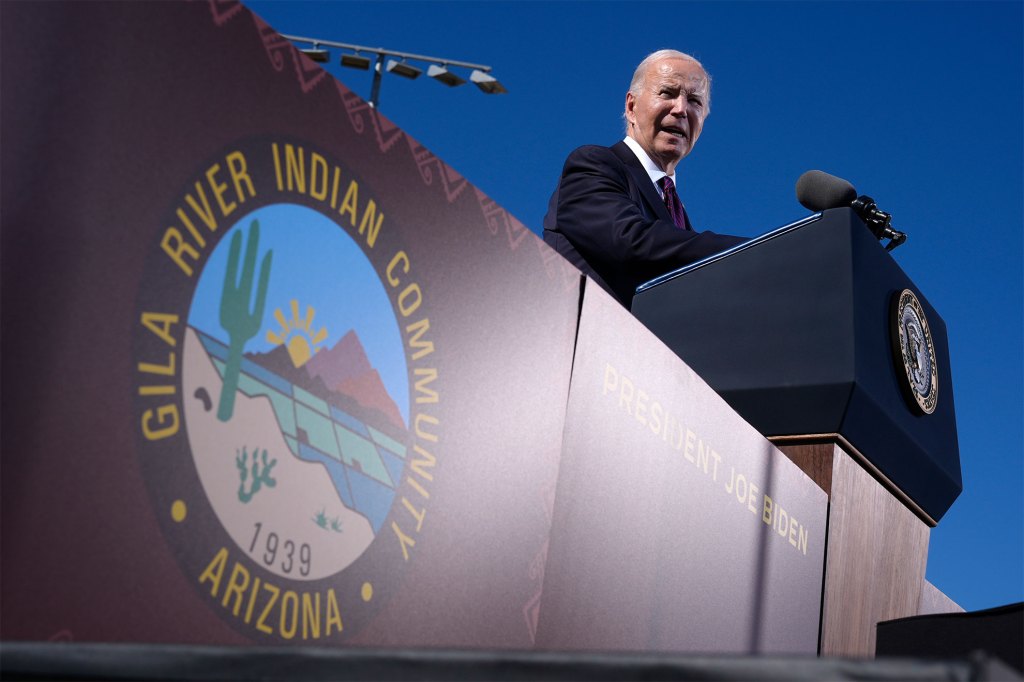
[266,299,329,368]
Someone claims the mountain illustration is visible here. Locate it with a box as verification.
[306,331,405,430]
[305,330,371,387]
[245,330,405,432]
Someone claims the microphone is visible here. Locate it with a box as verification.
[795,170,907,251]
[795,170,857,212]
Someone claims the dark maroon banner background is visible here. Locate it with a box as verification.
[2,1,580,647]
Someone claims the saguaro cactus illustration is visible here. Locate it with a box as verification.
[217,220,273,421]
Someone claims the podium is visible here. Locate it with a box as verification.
[632,208,963,655]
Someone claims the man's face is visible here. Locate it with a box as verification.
[625,57,709,174]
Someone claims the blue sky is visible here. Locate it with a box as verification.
[246,0,1023,612]
[188,204,410,422]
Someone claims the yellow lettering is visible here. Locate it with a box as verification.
[671,418,684,450]
[272,143,283,191]
[777,507,789,538]
[222,561,251,615]
[285,144,305,193]
[256,582,280,635]
[302,592,321,640]
[406,318,434,360]
[309,153,329,201]
[619,376,634,414]
[696,438,710,473]
[160,228,198,277]
[186,181,218,231]
[391,521,416,561]
[398,283,422,317]
[649,401,663,436]
[734,473,747,502]
[358,200,383,248]
[386,251,409,286]
[160,150,258,278]
[138,352,176,376]
[198,547,228,597]
[142,404,179,440]
[413,368,439,404]
[176,207,206,248]
[603,363,618,395]
[414,414,439,443]
[279,590,299,640]
[226,151,256,205]
[406,474,430,500]
[325,589,343,635]
[402,497,426,532]
[329,166,341,208]
[206,163,236,217]
[339,180,359,225]
[409,444,436,481]
[141,312,179,347]
[138,385,175,396]
[634,389,649,426]
[684,429,696,463]
[244,576,262,624]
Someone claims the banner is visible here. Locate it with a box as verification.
[537,284,827,653]
[1,1,580,647]
[2,0,826,653]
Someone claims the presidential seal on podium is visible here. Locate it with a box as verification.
[892,289,939,415]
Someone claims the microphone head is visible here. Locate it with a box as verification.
[795,170,858,211]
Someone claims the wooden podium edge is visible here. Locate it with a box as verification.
[768,433,937,528]
[771,437,932,656]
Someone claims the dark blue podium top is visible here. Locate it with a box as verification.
[631,208,962,523]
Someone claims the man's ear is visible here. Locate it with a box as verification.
[624,92,636,125]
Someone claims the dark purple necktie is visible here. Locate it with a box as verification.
[658,176,688,230]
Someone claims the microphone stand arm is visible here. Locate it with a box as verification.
[851,195,907,251]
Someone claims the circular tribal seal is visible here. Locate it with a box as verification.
[132,139,442,643]
[891,289,938,415]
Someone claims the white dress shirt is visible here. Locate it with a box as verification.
[622,136,676,199]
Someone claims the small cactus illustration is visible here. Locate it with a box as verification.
[217,220,272,421]
[236,447,277,503]
[311,508,344,533]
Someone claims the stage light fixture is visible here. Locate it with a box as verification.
[386,59,422,79]
[281,33,499,109]
[470,70,507,94]
[341,53,371,70]
[427,64,466,87]
[301,43,329,63]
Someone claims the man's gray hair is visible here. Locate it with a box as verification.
[624,49,712,129]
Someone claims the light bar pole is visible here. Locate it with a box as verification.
[282,34,504,109]
[368,53,386,109]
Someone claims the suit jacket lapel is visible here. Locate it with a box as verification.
[610,141,674,225]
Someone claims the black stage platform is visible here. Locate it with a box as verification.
[2,641,1020,681]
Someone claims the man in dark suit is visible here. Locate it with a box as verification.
[543,50,746,307]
